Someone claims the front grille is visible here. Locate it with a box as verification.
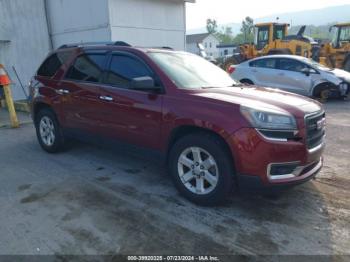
[305,111,326,149]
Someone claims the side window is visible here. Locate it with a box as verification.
[250,59,276,69]
[66,54,106,83]
[274,26,285,40]
[105,55,152,88]
[37,51,72,77]
[278,59,308,72]
[257,27,269,50]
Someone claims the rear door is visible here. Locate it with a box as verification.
[274,58,313,95]
[58,51,108,134]
[97,52,163,150]
[249,58,279,87]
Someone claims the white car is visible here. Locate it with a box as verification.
[230,55,350,99]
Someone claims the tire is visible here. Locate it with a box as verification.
[267,49,292,55]
[344,59,350,72]
[312,83,335,102]
[240,79,254,85]
[168,133,235,206]
[35,108,66,153]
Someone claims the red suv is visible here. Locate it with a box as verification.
[29,42,325,205]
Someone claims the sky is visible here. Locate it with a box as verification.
[186,0,350,29]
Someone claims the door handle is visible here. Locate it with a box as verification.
[56,89,70,95]
[99,95,114,102]
[278,72,285,76]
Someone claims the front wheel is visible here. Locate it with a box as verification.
[168,133,235,206]
[35,108,66,153]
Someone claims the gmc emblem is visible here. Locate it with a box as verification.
[316,118,326,130]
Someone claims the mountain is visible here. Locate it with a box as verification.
[186,5,350,35]
[187,23,241,35]
[255,4,350,26]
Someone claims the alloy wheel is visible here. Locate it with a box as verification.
[39,116,56,146]
[177,147,219,195]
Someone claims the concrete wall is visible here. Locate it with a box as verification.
[46,0,111,48]
[108,0,186,50]
[0,0,189,100]
[47,0,187,50]
[0,0,51,100]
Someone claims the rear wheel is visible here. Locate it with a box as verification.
[35,108,66,153]
[168,133,235,206]
[240,79,254,85]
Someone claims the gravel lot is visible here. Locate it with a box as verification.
[0,101,349,260]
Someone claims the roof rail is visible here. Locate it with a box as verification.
[148,46,174,50]
[58,41,131,49]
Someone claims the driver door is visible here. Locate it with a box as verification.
[274,58,313,96]
[97,52,164,150]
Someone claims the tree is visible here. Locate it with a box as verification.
[206,19,218,34]
[240,16,254,43]
[216,26,234,44]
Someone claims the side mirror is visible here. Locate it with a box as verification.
[301,68,316,76]
[131,76,159,90]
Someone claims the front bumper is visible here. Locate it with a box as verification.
[237,158,322,191]
[228,128,324,190]
[339,82,349,97]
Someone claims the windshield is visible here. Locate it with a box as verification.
[149,52,238,89]
[330,26,339,47]
[303,57,332,71]
[339,26,350,42]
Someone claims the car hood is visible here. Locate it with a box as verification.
[191,86,322,118]
[327,68,350,83]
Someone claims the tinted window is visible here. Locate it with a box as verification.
[37,52,72,77]
[250,59,276,69]
[66,54,106,83]
[278,58,308,72]
[105,55,152,88]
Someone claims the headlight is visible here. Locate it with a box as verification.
[240,106,297,130]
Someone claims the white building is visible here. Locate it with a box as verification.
[217,44,239,58]
[186,33,220,58]
[0,0,194,100]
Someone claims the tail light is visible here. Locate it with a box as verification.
[228,65,236,74]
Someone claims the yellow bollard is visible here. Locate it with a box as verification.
[0,64,19,128]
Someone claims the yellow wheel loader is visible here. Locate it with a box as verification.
[317,23,350,72]
[223,23,316,71]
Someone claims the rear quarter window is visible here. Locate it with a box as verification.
[37,51,72,78]
[65,54,106,83]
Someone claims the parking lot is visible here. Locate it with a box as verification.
[0,101,349,258]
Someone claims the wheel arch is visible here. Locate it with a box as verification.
[240,78,254,85]
[311,81,338,97]
[167,125,236,171]
[33,102,56,122]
